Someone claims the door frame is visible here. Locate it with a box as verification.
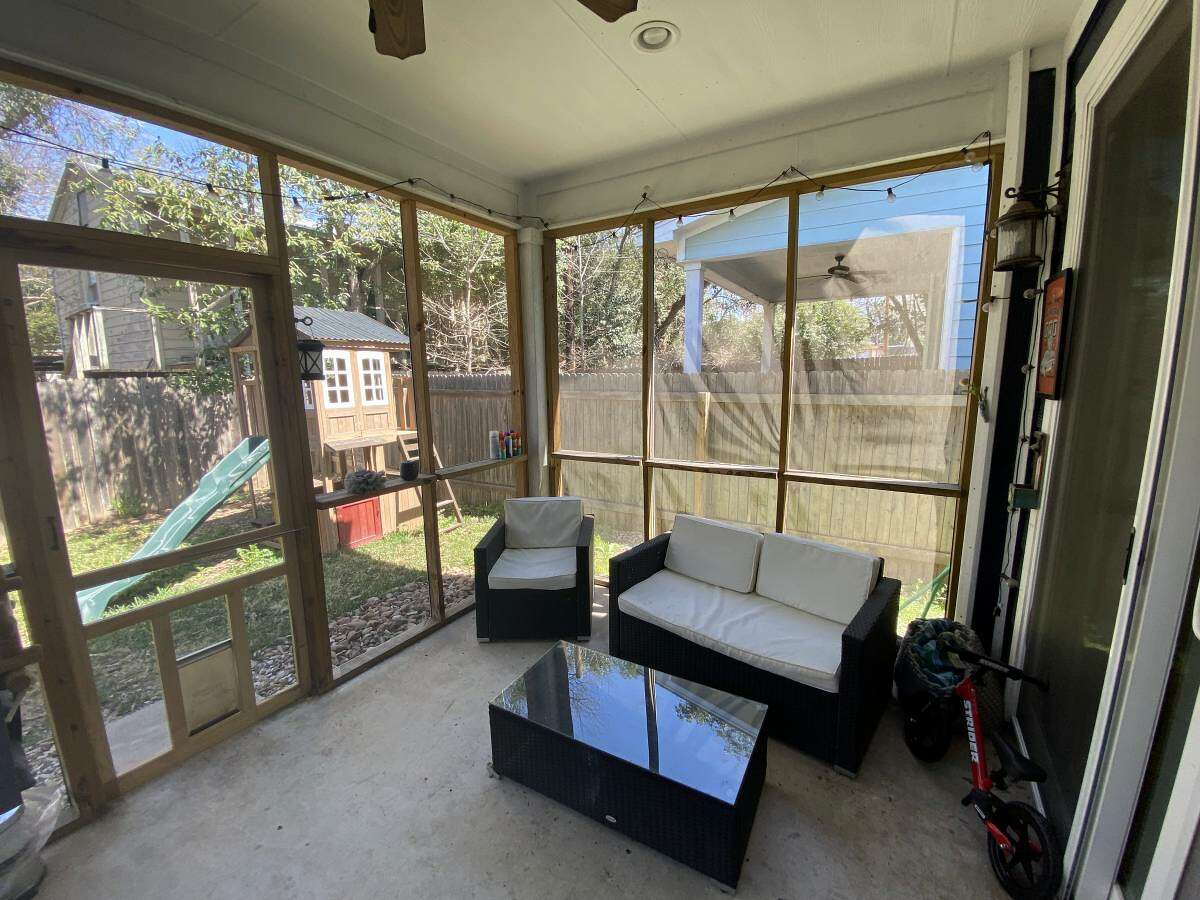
[0,219,318,821]
[1006,0,1200,894]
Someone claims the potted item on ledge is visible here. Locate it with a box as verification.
[400,460,419,481]
[344,468,386,495]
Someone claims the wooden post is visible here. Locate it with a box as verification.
[400,200,445,620]
[504,233,528,498]
[543,232,563,496]
[641,218,655,539]
[0,251,114,815]
[150,616,188,747]
[694,390,711,517]
[946,145,1005,617]
[225,588,257,714]
[775,193,800,533]
[257,154,328,693]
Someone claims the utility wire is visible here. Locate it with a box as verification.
[0,123,550,227]
[3,121,992,232]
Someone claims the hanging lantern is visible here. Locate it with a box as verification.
[296,338,325,381]
[993,196,1047,271]
[992,171,1069,273]
[294,314,324,381]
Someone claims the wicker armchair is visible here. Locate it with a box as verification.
[608,516,899,775]
[474,497,594,642]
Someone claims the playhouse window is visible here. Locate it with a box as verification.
[358,352,388,406]
[324,350,353,408]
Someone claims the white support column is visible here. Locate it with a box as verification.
[759,302,776,373]
[517,227,549,496]
[683,261,704,373]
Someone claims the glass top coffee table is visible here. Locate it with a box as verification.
[488,641,768,888]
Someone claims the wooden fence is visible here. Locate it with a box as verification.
[4,367,961,589]
[557,366,967,588]
[427,372,517,509]
[32,378,244,533]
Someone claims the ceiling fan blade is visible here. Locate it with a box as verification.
[576,0,639,22]
[369,0,426,60]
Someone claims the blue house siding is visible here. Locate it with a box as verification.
[657,164,991,372]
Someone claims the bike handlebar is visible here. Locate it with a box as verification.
[956,648,1050,693]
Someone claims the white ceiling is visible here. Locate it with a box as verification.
[32,0,1083,183]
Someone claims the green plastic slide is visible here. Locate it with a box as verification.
[76,436,272,624]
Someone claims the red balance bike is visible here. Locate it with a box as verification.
[897,622,1062,899]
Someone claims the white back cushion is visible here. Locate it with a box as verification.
[664,514,763,593]
[504,497,583,549]
[755,532,881,625]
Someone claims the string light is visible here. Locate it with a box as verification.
[0,123,551,227]
[3,118,990,233]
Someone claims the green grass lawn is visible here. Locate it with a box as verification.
[3,498,507,727]
[10,497,938,740]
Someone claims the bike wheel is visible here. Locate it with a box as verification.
[902,702,952,762]
[986,801,1062,899]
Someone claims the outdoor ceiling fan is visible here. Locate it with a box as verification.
[797,254,885,297]
[368,0,639,60]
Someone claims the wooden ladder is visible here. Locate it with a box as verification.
[397,433,464,531]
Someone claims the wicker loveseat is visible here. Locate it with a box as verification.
[609,514,899,775]
[474,497,594,642]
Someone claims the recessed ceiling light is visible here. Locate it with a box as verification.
[631,20,679,53]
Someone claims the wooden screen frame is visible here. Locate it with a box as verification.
[0,60,530,823]
[543,146,1005,611]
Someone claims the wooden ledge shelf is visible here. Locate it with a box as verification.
[435,455,524,479]
[645,458,779,479]
[781,469,962,497]
[314,473,435,510]
[551,449,642,467]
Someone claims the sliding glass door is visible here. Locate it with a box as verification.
[1012,0,1200,893]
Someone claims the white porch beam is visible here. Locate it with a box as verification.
[683,261,704,374]
[760,303,777,374]
[518,227,548,495]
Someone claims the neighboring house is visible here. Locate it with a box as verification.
[47,160,206,377]
[653,165,987,374]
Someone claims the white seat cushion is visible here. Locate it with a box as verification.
[504,497,582,549]
[755,532,881,626]
[488,548,577,591]
[618,569,844,692]
[664,514,763,593]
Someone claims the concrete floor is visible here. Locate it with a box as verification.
[42,592,1011,899]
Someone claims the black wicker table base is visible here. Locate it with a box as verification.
[489,642,768,889]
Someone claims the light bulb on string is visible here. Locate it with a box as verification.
[815,186,825,201]
[886,187,897,203]
[964,148,984,171]
[728,209,736,219]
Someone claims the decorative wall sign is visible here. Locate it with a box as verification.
[1037,268,1073,400]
